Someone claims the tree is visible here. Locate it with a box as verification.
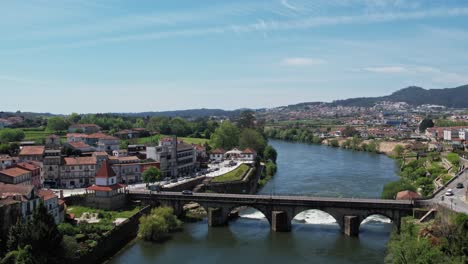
[1,245,34,264]
[342,126,359,137]
[381,179,416,199]
[239,129,266,154]
[263,145,278,163]
[419,119,434,133]
[210,121,240,150]
[138,207,182,242]
[46,117,69,132]
[6,203,64,264]
[237,110,256,129]
[142,167,161,184]
[0,129,25,143]
[134,118,145,128]
[393,145,405,158]
[67,113,81,124]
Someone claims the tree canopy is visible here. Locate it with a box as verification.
[210,121,240,150]
[142,167,161,184]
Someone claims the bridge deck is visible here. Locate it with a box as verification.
[128,190,415,209]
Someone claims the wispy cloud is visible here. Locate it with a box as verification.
[280,0,299,11]
[364,66,407,73]
[282,57,325,66]
[363,65,468,85]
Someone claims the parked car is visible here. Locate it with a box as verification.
[445,189,454,196]
[170,178,178,183]
[456,182,464,189]
[181,190,193,195]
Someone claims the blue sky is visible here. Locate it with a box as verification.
[1,0,468,114]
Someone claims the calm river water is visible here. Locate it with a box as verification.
[108,140,399,264]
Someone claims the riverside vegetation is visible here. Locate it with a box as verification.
[138,207,182,242]
[385,213,468,263]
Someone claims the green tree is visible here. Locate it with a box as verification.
[210,121,240,150]
[134,118,145,128]
[342,126,359,137]
[393,145,405,158]
[67,113,81,124]
[263,145,278,163]
[381,179,416,199]
[138,207,182,242]
[419,119,434,133]
[0,129,25,143]
[239,129,266,154]
[6,203,64,263]
[142,167,161,184]
[1,245,34,264]
[47,117,69,132]
[237,110,256,129]
[329,139,339,147]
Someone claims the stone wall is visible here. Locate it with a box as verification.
[161,176,206,192]
[207,164,261,194]
[75,205,151,264]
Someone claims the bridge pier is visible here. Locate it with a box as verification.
[208,208,227,227]
[271,211,291,232]
[343,215,359,237]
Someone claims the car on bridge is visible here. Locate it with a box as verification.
[182,190,193,195]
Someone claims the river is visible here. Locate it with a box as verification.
[108,140,400,264]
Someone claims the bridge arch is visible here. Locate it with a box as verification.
[226,204,270,224]
[359,213,393,231]
[291,209,341,231]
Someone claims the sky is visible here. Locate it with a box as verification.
[1,0,468,114]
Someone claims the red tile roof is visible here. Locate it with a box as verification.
[68,141,92,149]
[87,183,125,192]
[19,146,45,156]
[95,161,116,178]
[64,157,96,166]
[396,190,421,200]
[242,148,257,154]
[15,162,40,171]
[0,167,30,178]
[38,189,57,201]
[211,148,226,154]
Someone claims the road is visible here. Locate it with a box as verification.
[433,169,468,214]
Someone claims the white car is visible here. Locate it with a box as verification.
[445,189,454,196]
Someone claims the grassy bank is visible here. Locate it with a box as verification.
[211,164,250,183]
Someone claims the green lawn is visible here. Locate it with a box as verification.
[136,134,210,146]
[67,205,141,220]
[211,164,251,183]
[23,129,67,144]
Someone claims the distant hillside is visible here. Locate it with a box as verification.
[119,108,244,118]
[329,85,468,108]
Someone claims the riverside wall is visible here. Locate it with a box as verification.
[75,205,151,264]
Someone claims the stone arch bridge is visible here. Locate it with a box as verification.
[128,191,424,236]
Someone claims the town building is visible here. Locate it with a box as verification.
[0,155,18,170]
[66,141,95,154]
[68,124,101,134]
[43,150,62,188]
[86,161,126,210]
[146,137,196,178]
[19,146,45,162]
[45,134,61,149]
[38,189,64,224]
[0,183,41,222]
[109,156,141,184]
[114,128,149,139]
[60,157,97,188]
[0,167,32,185]
[210,148,226,161]
[66,133,120,153]
[15,162,42,189]
[241,148,257,161]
